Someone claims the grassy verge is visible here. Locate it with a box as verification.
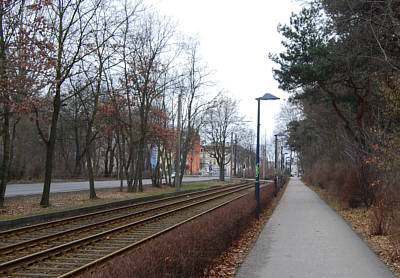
[306,182,400,277]
[0,180,230,221]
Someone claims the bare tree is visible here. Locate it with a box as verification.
[275,101,303,132]
[203,96,243,181]
[122,12,177,192]
[34,0,103,207]
[235,126,256,178]
[0,0,54,206]
[71,0,139,199]
[176,38,215,185]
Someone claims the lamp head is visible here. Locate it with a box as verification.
[275,132,285,137]
[256,93,279,101]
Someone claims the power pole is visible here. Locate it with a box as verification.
[263,130,267,180]
[280,145,284,187]
[175,93,182,191]
[234,134,237,176]
[230,132,233,183]
[274,134,278,197]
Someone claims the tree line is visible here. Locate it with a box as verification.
[0,0,256,207]
[272,0,400,234]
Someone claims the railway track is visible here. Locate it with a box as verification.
[0,181,267,277]
[0,181,247,247]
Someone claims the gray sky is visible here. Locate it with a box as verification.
[148,0,302,139]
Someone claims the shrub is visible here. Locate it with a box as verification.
[391,208,400,257]
[370,202,393,236]
[303,160,376,208]
[339,166,362,208]
[84,184,274,278]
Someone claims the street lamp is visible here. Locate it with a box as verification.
[282,152,288,187]
[255,93,279,219]
[274,132,285,197]
[286,154,290,173]
[175,93,182,191]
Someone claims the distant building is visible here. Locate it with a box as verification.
[200,143,232,176]
[177,136,235,176]
[184,135,201,175]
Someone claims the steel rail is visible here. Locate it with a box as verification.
[0,183,256,276]
[0,181,247,237]
[60,190,254,278]
[0,182,249,259]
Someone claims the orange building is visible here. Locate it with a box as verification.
[185,135,201,174]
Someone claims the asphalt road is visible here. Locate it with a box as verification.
[5,176,219,197]
[236,177,396,278]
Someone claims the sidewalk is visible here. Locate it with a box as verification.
[235,177,396,278]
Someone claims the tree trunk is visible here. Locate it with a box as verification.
[219,163,225,181]
[109,143,115,177]
[86,129,97,199]
[73,125,82,177]
[0,108,10,207]
[116,129,124,191]
[86,152,97,199]
[104,139,110,177]
[9,117,20,175]
[234,135,237,176]
[125,163,133,192]
[40,86,62,207]
[152,160,161,187]
[151,146,162,187]
[93,139,99,176]
[128,145,136,192]
[136,138,145,192]
[165,150,173,186]
[219,146,225,181]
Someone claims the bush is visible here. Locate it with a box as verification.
[370,202,393,236]
[391,208,400,257]
[302,160,373,208]
[84,184,274,278]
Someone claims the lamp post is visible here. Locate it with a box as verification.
[234,134,237,176]
[283,153,289,181]
[280,146,286,187]
[175,93,182,191]
[285,155,289,173]
[297,152,301,177]
[255,93,279,219]
[230,132,233,183]
[274,132,285,197]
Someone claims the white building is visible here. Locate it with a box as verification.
[200,143,232,177]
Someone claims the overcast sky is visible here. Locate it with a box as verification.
[147,0,302,139]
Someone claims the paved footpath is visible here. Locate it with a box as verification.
[236,177,396,278]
